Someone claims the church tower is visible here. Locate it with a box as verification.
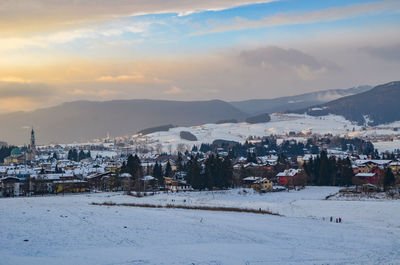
[30,128,36,155]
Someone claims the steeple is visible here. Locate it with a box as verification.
[30,128,36,154]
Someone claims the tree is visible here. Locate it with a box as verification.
[340,157,354,186]
[311,145,319,154]
[78,150,85,161]
[67,149,73,161]
[294,170,307,188]
[246,152,257,163]
[124,154,142,193]
[176,153,184,172]
[153,162,164,188]
[68,149,79,161]
[204,155,215,189]
[383,167,395,191]
[186,156,203,190]
[221,157,233,188]
[110,173,121,191]
[165,161,173,178]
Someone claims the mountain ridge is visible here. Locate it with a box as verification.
[230,85,372,115]
[0,99,247,145]
[292,81,400,126]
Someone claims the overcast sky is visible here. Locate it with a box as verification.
[0,0,399,113]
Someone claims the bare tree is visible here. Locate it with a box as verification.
[294,171,307,189]
[177,143,187,154]
[155,143,163,154]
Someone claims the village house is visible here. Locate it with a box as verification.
[389,161,400,175]
[86,171,113,191]
[164,177,193,192]
[242,176,261,188]
[251,178,273,192]
[4,148,26,165]
[355,172,377,184]
[276,169,300,186]
[0,176,21,197]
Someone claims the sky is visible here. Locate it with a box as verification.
[0,0,399,113]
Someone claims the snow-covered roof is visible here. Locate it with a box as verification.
[276,169,299,177]
[355,160,392,166]
[253,178,271,184]
[242,176,261,182]
[142,175,155,181]
[355,173,376,178]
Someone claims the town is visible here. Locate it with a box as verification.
[1,128,399,198]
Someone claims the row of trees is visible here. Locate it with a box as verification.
[185,155,233,190]
[303,151,354,186]
[193,136,376,159]
[303,150,396,190]
[67,149,92,162]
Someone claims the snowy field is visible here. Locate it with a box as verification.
[372,140,400,152]
[1,187,399,265]
[136,113,400,152]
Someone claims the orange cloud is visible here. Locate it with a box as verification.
[98,74,145,82]
[164,86,183,95]
[0,97,41,113]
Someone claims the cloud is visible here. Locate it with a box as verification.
[0,81,55,113]
[0,81,52,98]
[360,43,400,62]
[0,41,399,113]
[238,46,338,80]
[97,73,171,85]
[164,86,183,95]
[0,76,31,83]
[193,0,400,35]
[239,46,324,70]
[0,0,276,37]
[98,74,145,82]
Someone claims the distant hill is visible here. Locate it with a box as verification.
[0,99,247,145]
[138,125,175,135]
[245,113,271,124]
[293,81,400,126]
[230,85,371,115]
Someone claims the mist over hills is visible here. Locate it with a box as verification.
[3,82,398,145]
[230,85,371,115]
[293,81,400,126]
[0,99,247,145]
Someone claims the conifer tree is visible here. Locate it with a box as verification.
[383,167,395,191]
[165,161,172,178]
[187,156,202,190]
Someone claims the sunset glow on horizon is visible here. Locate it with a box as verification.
[1,0,400,113]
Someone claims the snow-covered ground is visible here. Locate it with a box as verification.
[134,113,400,152]
[1,187,399,264]
[372,140,400,152]
[141,113,362,152]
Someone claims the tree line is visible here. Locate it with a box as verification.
[67,149,92,162]
[303,150,396,190]
[185,154,233,190]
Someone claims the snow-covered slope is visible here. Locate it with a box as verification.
[137,113,360,151]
